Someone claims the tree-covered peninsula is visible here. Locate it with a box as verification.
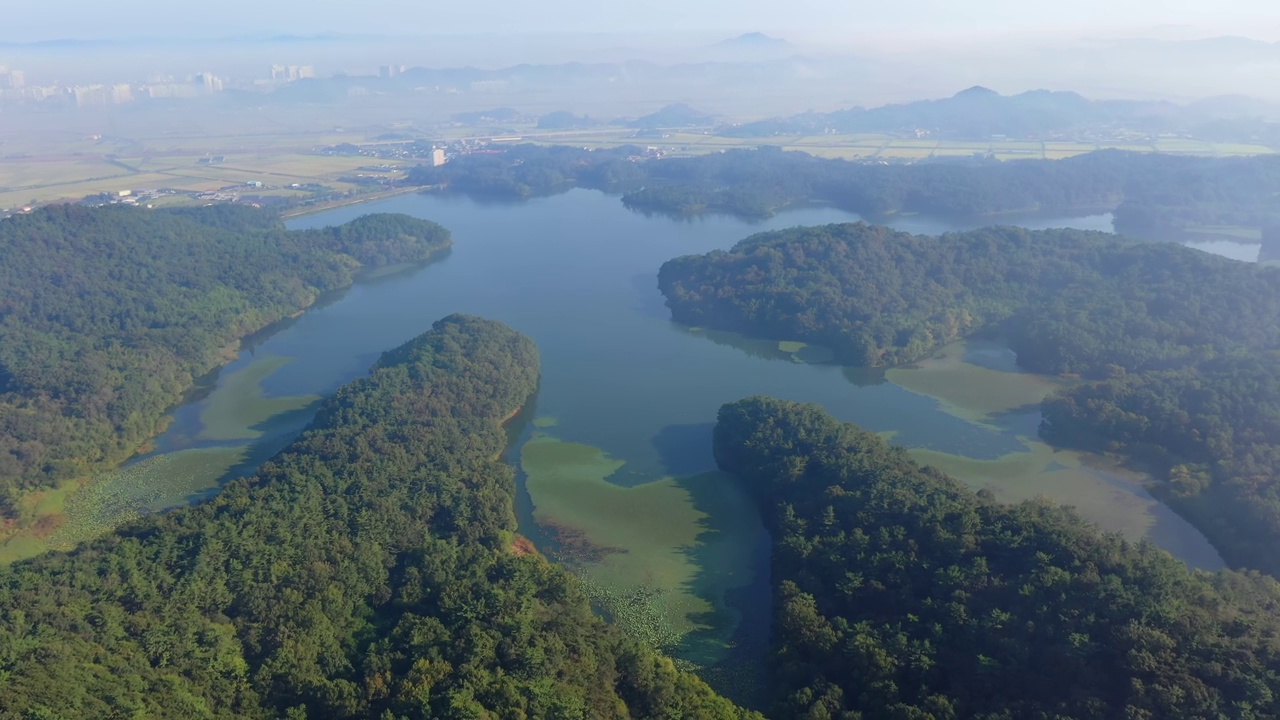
[0,204,451,521]
[715,396,1280,720]
[0,315,757,720]
[658,223,1280,574]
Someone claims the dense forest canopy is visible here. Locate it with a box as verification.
[410,144,1280,231]
[658,223,1280,372]
[0,315,756,720]
[658,222,1280,575]
[715,396,1280,720]
[1040,353,1280,578]
[0,204,451,519]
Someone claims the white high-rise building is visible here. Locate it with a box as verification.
[73,85,109,108]
[195,72,223,93]
[0,67,25,90]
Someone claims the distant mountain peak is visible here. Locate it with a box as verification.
[630,103,718,129]
[717,32,790,48]
[955,85,1000,98]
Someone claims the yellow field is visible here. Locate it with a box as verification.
[0,148,412,209]
[1214,142,1276,155]
[1154,138,1215,153]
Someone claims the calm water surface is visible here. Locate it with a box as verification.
[1182,238,1262,262]
[9,190,1227,688]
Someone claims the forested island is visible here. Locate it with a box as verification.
[658,222,1280,575]
[714,396,1280,719]
[410,144,1280,235]
[0,316,756,719]
[0,204,451,523]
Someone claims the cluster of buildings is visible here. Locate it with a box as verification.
[268,65,316,83]
[0,68,229,108]
[0,65,30,102]
[0,60,435,110]
[73,73,228,107]
[0,63,322,109]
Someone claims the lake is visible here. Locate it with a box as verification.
[1,189,1226,692]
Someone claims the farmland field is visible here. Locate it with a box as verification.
[3,105,1278,208]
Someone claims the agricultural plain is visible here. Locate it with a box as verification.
[4,99,1278,209]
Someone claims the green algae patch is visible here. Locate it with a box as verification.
[0,535,49,565]
[198,356,322,442]
[888,340,1062,422]
[905,439,1228,572]
[911,441,1156,543]
[29,483,75,519]
[46,447,248,551]
[679,324,838,365]
[778,340,837,364]
[895,340,1223,570]
[532,416,559,429]
[521,435,764,667]
[889,339,1145,537]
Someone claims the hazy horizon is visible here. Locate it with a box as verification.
[5,0,1280,45]
[5,0,1280,139]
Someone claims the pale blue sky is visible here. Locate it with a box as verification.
[4,0,1277,42]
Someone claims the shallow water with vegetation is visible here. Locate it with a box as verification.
[889,340,1224,570]
[0,189,1225,680]
[520,433,764,665]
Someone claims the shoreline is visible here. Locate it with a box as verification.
[499,406,523,426]
[279,185,422,220]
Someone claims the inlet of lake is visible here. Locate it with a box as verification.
[3,189,1235,693]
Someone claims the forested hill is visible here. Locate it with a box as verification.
[715,396,1280,720]
[658,223,1280,575]
[0,204,451,520]
[410,144,1280,232]
[658,223,1280,372]
[0,315,756,720]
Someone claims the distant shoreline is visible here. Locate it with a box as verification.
[279,185,421,220]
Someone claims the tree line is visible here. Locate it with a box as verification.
[410,144,1280,232]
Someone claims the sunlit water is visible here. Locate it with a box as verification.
[3,190,1227,695]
